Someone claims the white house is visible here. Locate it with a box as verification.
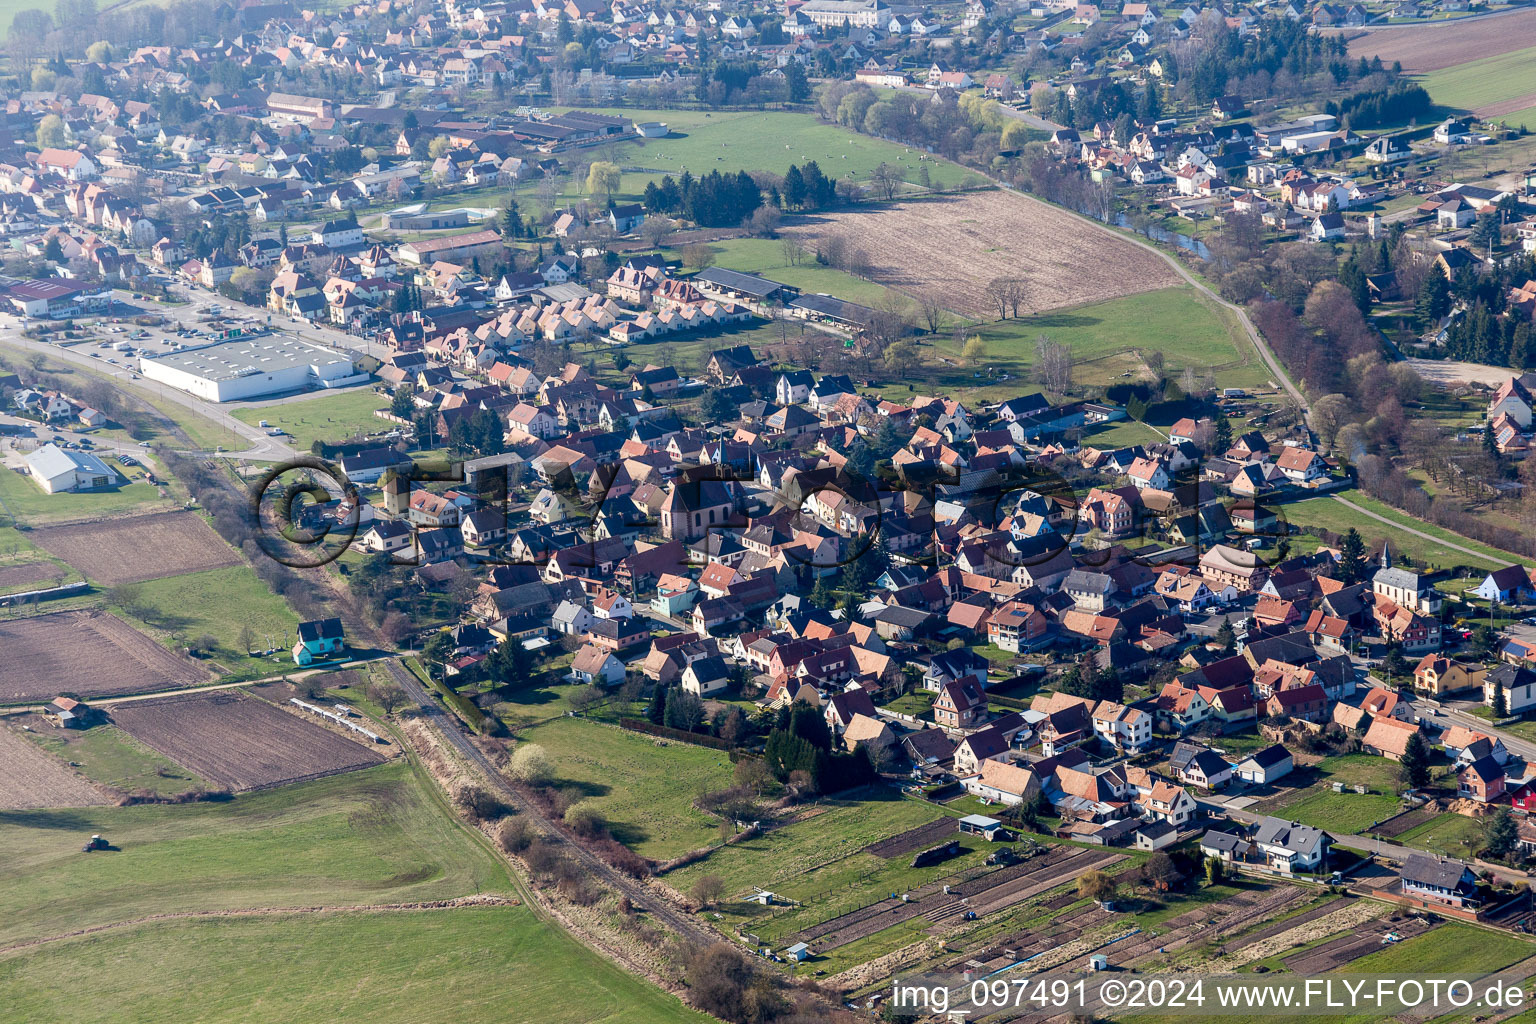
[551,600,595,635]
[570,643,625,686]
[1234,744,1293,785]
[1253,816,1330,874]
[682,655,732,696]
[23,443,119,493]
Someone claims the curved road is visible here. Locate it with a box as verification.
[0,325,296,462]
[381,660,720,949]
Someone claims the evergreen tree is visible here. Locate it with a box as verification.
[1494,679,1508,719]
[1214,411,1233,452]
[1415,266,1451,326]
[647,683,668,725]
[1399,732,1431,790]
[1339,252,1371,314]
[1216,619,1236,653]
[1485,807,1519,858]
[1338,528,1367,584]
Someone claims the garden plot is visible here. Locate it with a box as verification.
[31,510,239,586]
[864,817,954,859]
[934,849,1125,924]
[1216,895,1345,955]
[0,562,62,591]
[0,609,211,704]
[0,721,110,809]
[1284,915,1439,974]
[109,691,386,792]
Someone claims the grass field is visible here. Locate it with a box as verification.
[232,389,390,451]
[683,236,904,309]
[1263,787,1403,834]
[1261,755,1408,834]
[0,466,174,527]
[0,761,510,948]
[530,107,969,203]
[666,792,950,899]
[906,286,1267,404]
[1419,45,1536,115]
[1393,811,1488,860]
[1283,492,1508,571]
[110,565,301,677]
[0,906,707,1024]
[22,722,205,797]
[1492,104,1536,130]
[515,717,734,860]
[1345,922,1535,975]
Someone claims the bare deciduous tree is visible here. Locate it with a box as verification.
[1032,334,1074,394]
[918,293,949,335]
[870,162,903,201]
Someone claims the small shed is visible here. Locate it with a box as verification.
[784,942,810,963]
[958,813,1006,840]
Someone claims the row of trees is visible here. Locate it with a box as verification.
[640,169,763,228]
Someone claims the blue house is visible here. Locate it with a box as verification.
[293,617,345,665]
[1471,565,1535,605]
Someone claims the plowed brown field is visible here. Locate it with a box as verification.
[0,724,109,809]
[0,610,211,704]
[31,511,238,586]
[781,191,1182,320]
[110,691,385,791]
[1342,9,1536,72]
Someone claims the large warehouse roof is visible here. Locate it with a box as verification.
[142,337,351,383]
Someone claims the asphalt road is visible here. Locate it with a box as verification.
[0,318,297,463]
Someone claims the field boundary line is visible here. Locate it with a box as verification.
[0,895,522,957]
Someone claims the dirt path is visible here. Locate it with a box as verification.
[999,185,1310,426]
[1330,494,1501,566]
[0,894,520,956]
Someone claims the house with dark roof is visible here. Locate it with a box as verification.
[934,678,988,730]
[1234,744,1293,785]
[1200,830,1254,862]
[1400,853,1480,909]
[924,648,990,692]
[1457,755,1506,803]
[1253,816,1331,873]
[294,617,344,665]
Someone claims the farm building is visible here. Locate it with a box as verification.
[692,268,796,305]
[24,443,121,493]
[139,337,365,402]
[44,696,95,728]
[294,617,345,665]
[789,293,881,330]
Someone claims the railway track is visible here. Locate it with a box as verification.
[383,660,719,948]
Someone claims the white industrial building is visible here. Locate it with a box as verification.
[24,443,121,493]
[138,337,366,402]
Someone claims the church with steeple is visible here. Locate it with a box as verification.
[1371,541,1441,615]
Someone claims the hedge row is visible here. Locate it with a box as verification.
[620,717,734,750]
